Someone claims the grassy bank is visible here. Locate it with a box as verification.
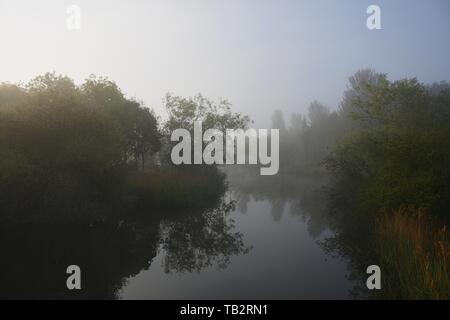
[375,206,449,299]
[127,166,227,213]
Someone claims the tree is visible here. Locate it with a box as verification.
[81,76,161,169]
[162,93,251,166]
[133,107,161,170]
[308,100,329,126]
[271,109,287,133]
[164,93,250,133]
[328,76,450,221]
[0,73,164,221]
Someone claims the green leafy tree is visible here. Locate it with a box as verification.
[164,93,250,133]
[81,76,161,169]
[162,93,251,165]
[327,76,450,222]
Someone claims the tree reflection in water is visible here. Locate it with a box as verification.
[0,197,249,299]
[160,200,250,273]
[225,166,378,299]
[227,167,331,240]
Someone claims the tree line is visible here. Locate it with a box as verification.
[0,73,249,222]
[269,69,450,299]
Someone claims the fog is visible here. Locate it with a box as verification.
[1,1,449,300]
[1,0,449,126]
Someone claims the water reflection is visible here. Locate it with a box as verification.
[227,168,370,298]
[228,167,330,240]
[1,168,359,299]
[0,196,248,299]
[0,222,159,299]
[159,200,250,273]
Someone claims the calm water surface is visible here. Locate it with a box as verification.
[0,175,355,299]
[120,190,353,299]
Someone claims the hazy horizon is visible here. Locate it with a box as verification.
[1,0,449,126]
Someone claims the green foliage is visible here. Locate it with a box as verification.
[164,93,251,133]
[0,74,245,222]
[327,75,450,222]
[0,73,161,222]
[311,70,450,299]
[161,93,251,165]
[81,75,162,166]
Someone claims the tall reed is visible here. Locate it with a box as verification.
[375,206,449,299]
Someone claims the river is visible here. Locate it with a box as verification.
[0,172,355,299]
[120,175,354,299]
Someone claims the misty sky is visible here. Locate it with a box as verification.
[1,0,449,126]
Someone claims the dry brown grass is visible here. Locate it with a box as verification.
[375,206,449,299]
